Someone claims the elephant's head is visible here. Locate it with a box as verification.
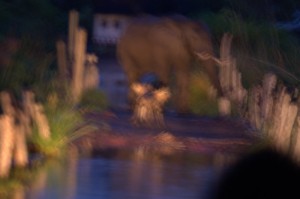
[183,20,223,96]
[117,16,223,113]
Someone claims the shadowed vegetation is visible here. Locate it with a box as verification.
[29,104,83,157]
[189,72,219,116]
[200,9,300,89]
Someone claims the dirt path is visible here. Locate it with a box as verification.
[99,58,129,110]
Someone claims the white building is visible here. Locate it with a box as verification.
[93,14,131,45]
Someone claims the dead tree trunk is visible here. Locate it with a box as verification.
[196,33,247,116]
[71,28,87,104]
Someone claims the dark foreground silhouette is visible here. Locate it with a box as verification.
[211,148,300,199]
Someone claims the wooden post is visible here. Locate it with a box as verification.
[1,91,15,116]
[275,96,297,153]
[292,117,300,161]
[0,91,31,175]
[218,97,231,116]
[0,92,16,178]
[68,10,79,62]
[268,88,285,140]
[83,54,99,90]
[22,91,35,136]
[216,33,247,115]
[0,115,14,178]
[280,103,298,152]
[23,91,51,139]
[247,86,262,130]
[270,89,298,153]
[219,33,233,94]
[261,74,277,119]
[12,187,25,199]
[13,112,28,168]
[71,28,87,104]
[56,40,68,83]
[32,103,51,140]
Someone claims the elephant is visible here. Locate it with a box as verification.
[117,16,223,113]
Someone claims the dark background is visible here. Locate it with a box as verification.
[1,0,300,41]
[54,0,299,20]
[1,0,300,92]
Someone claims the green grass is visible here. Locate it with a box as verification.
[0,178,22,199]
[78,89,109,112]
[29,101,86,157]
[189,72,219,116]
[0,163,44,199]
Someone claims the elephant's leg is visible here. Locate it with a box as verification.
[127,73,143,110]
[120,57,141,107]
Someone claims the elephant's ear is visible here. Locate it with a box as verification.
[131,83,148,97]
[154,88,171,104]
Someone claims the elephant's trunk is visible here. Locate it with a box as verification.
[202,57,224,97]
[195,52,224,97]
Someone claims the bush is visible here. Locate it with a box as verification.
[0,37,55,95]
[78,89,109,112]
[189,72,219,116]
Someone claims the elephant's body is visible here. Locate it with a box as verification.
[117,16,222,112]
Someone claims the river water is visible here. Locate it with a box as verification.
[22,151,230,199]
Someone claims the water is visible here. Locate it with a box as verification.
[24,153,223,199]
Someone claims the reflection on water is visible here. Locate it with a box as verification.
[22,151,233,199]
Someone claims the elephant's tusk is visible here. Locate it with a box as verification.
[195,52,211,60]
[195,52,229,66]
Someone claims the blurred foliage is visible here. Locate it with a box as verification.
[78,89,109,113]
[30,103,84,157]
[0,178,21,199]
[0,0,299,115]
[223,0,300,21]
[0,157,64,199]
[0,0,66,95]
[0,0,106,159]
[0,0,67,40]
[0,0,299,94]
[0,37,55,95]
[200,9,300,89]
[184,0,300,21]
[188,72,219,116]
